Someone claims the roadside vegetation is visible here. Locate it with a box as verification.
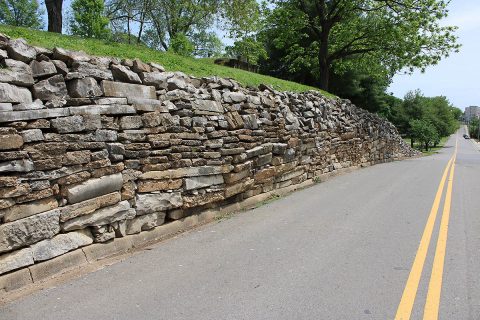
[0,0,462,144]
[468,118,480,140]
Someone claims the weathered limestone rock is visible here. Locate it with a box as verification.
[62,201,133,231]
[0,134,23,150]
[67,62,113,80]
[0,59,35,86]
[0,108,69,123]
[184,174,224,190]
[140,71,168,89]
[33,75,68,101]
[30,60,57,78]
[223,91,246,103]
[12,99,44,111]
[135,193,183,215]
[21,129,44,142]
[0,159,34,173]
[119,116,143,129]
[2,197,58,222]
[140,165,232,180]
[132,59,151,73]
[101,80,156,99]
[0,248,34,275]
[67,77,102,98]
[0,210,61,254]
[111,64,142,84]
[6,39,36,63]
[0,83,32,104]
[51,115,85,133]
[30,229,93,261]
[182,191,224,209]
[59,192,121,222]
[225,178,254,198]
[192,100,224,115]
[137,179,183,192]
[0,183,30,198]
[69,104,136,116]
[126,212,165,235]
[65,173,123,204]
[53,47,91,65]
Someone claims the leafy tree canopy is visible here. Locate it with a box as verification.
[70,0,110,38]
[0,0,43,29]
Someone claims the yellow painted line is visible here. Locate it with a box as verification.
[423,142,457,319]
[394,156,454,320]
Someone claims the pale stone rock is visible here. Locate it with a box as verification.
[66,173,123,204]
[68,104,136,116]
[32,75,68,101]
[184,174,224,190]
[0,159,34,173]
[192,99,224,115]
[51,115,85,133]
[223,91,246,103]
[59,192,121,222]
[30,229,93,261]
[140,71,169,89]
[0,210,61,254]
[0,59,34,86]
[11,99,44,111]
[2,197,58,222]
[126,212,165,235]
[62,202,134,231]
[111,64,142,84]
[0,248,34,275]
[6,39,36,63]
[132,58,151,73]
[0,134,23,150]
[21,129,44,142]
[30,60,57,78]
[0,83,32,104]
[101,80,156,99]
[0,108,69,123]
[135,193,183,215]
[67,77,102,98]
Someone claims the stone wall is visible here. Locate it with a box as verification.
[0,34,416,286]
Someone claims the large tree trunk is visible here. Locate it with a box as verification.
[45,0,63,33]
[318,32,330,91]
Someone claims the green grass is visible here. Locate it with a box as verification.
[0,25,334,97]
[403,136,450,156]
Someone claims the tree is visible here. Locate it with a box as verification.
[70,0,110,39]
[106,0,151,44]
[144,0,220,51]
[0,0,43,29]
[410,119,438,151]
[226,36,268,66]
[263,0,459,90]
[191,31,223,58]
[45,0,63,33]
[169,33,195,57]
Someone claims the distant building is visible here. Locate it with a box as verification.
[464,106,480,122]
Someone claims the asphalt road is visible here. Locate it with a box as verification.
[1,129,479,320]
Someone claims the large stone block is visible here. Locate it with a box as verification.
[0,159,34,173]
[111,64,142,84]
[62,201,134,231]
[0,59,34,86]
[0,210,61,254]
[30,60,57,78]
[33,74,68,101]
[68,104,136,116]
[126,212,165,235]
[101,80,156,99]
[2,197,58,222]
[30,229,94,262]
[51,115,85,133]
[140,165,232,180]
[192,99,224,115]
[184,174,224,190]
[0,108,69,123]
[0,134,23,150]
[0,248,34,275]
[0,83,32,104]
[67,77,102,98]
[59,192,121,222]
[135,193,183,215]
[65,173,123,204]
[6,39,36,63]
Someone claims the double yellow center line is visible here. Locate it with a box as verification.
[395,138,458,320]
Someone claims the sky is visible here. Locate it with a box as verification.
[388,0,480,110]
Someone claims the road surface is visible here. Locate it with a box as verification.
[1,129,479,320]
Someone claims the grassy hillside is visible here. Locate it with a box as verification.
[0,25,333,97]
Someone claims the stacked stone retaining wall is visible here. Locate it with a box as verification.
[0,34,417,292]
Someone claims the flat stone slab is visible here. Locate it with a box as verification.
[0,83,32,105]
[30,229,94,262]
[2,197,58,222]
[101,80,156,99]
[0,248,34,275]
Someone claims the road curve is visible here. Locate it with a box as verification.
[1,129,479,320]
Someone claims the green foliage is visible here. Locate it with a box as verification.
[0,0,43,29]
[469,118,480,139]
[169,33,195,57]
[0,25,333,96]
[262,0,459,90]
[226,36,267,65]
[191,31,223,58]
[70,0,110,39]
[409,119,439,151]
